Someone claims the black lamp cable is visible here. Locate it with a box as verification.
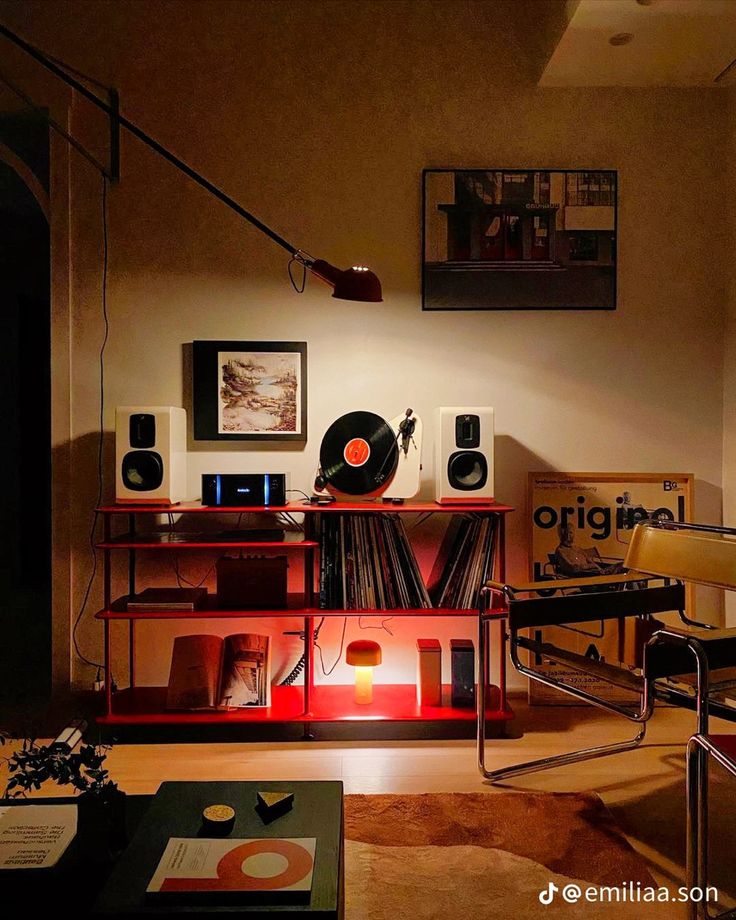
[315,616,348,676]
[287,256,307,293]
[358,615,394,636]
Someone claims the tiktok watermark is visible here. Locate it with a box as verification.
[538,881,718,906]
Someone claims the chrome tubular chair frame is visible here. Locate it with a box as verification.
[672,624,736,920]
[478,581,657,783]
[478,519,736,786]
[686,733,735,920]
[478,519,736,918]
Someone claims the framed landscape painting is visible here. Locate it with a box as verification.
[422,168,617,311]
[193,340,307,441]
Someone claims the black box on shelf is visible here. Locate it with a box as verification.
[216,556,288,610]
[451,638,475,707]
[125,587,207,611]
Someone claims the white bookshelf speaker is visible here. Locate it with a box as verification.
[435,407,494,504]
[115,406,187,504]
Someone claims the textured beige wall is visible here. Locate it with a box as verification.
[0,0,729,689]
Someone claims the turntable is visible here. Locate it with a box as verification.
[314,408,423,501]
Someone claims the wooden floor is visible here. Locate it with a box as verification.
[5,699,736,915]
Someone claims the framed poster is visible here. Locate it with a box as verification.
[422,168,617,310]
[527,472,693,705]
[193,340,307,441]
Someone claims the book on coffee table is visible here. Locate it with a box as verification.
[147,837,316,902]
[0,804,77,870]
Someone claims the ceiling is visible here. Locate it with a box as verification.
[539,0,736,87]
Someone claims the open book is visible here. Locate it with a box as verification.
[165,634,271,710]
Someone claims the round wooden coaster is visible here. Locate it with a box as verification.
[202,803,236,835]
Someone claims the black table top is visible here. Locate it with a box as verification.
[94,781,344,918]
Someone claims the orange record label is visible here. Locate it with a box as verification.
[344,437,370,467]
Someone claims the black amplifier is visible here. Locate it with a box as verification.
[201,473,288,507]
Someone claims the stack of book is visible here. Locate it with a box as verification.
[317,513,431,610]
[428,514,498,610]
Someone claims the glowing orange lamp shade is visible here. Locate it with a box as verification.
[346,640,382,705]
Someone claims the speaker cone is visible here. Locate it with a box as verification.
[447,451,488,491]
[122,450,164,491]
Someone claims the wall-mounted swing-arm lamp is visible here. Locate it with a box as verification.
[0,22,383,303]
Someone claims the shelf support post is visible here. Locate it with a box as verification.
[104,620,112,716]
[103,512,111,609]
[477,591,489,775]
[128,512,136,688]
[497,514,507,715]
[304,614,315,720]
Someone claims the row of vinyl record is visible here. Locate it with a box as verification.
[317,513,430,610]
[317,512,499,611]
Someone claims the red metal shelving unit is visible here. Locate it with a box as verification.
[98,684,507,725]
[94,500,514,736]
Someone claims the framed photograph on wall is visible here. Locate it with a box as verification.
[193,340,307,441]
[526,472,693,705]
[422,168,617,310]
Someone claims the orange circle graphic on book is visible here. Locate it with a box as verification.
[217,839,313,890]
[344,437,370,467]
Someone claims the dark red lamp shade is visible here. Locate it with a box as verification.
[310,259,383,303]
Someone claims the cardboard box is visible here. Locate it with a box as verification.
[216,556,287,610]
[416,639,442,707]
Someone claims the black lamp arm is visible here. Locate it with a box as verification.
[0,22,303,259]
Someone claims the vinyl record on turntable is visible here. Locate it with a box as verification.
[319,411,399,495]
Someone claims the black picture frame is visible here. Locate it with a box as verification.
[192,340,307,441]
[422,168,618,311]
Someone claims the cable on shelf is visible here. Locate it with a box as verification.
[166,514,219,588]
[358,615,395,636]
[280,618,325,685]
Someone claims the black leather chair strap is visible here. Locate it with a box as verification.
[645,627,736,678]
[508,583,685,631]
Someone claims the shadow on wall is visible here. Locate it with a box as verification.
[694,477,726,625]
[494,435,554,582]
[65,430,118,686]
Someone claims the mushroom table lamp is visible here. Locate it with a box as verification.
[346,640,382,705]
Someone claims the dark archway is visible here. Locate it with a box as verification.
[0,110,51,707]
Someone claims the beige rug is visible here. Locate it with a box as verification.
[344,793,675,919]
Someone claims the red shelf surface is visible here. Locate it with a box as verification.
[305,684,509,722]
[98,500,514,515]
[98,683,512,725]
[96,533,317,550]
[96,593,306,620]
[99,685,304,724]
[96,596,487,620]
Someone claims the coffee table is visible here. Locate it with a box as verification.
[94,781,344,918]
